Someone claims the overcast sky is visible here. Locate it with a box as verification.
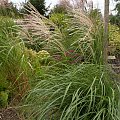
[10,0,116,14]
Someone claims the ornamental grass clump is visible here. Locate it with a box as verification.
[22,64,120,120]
[0,16,31,104]
[18,3,94,63]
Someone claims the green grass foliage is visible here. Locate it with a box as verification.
[0,17,31,106]
[22,64,120,120]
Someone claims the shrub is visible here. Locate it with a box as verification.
[109,24,120,58]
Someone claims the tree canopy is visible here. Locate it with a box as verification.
[29,0,48,16]
[110,0,120,29]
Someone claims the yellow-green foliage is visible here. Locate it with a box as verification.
[37,50,50,60]
[50,13,65,27]
[109,24,120,46]
[25,48,50,65]
[25,48,37,60]
[0,91,8,108]
[50,13,68,32]
[25,49,50,60]
[109,24,120,56]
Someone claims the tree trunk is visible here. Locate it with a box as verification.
[103,0,109,64]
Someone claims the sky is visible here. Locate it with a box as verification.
[10,0,116,14]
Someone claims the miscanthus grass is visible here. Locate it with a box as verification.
[21,64,120,120]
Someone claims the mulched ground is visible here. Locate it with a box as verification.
[108,59,120,74]
[0,108,21,120]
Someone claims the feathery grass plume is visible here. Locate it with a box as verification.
[18,2,65,53]
[63,5,94,61]
[19,1,104,64]
[22,64,120,120]
[50,1,94,62]
[64,0,104,64]
[60,0,93,28]
[18,2,95,61]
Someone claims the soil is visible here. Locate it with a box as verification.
[0,108,21,120]
[108,59,120,74]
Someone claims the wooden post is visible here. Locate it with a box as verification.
[103,0,109,64]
